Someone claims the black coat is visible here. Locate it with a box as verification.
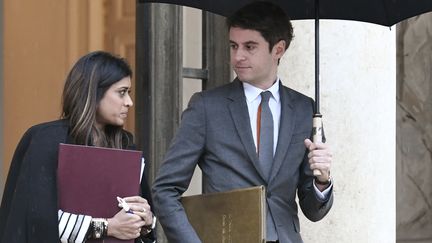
[0,119,155,243]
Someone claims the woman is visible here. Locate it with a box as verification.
[0,51,155,243]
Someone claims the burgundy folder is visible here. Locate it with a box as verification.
[57,143,142,243]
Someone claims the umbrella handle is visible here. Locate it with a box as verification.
[312,115,323,176]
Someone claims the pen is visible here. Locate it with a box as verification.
[116,196,133,213]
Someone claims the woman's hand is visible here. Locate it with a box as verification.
[122,196,154,228]
[107,196,154,239]
[107,209,145,240]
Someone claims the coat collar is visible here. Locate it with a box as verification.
[227,79,267,180]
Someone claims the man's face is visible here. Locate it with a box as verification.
[229,27,285,89]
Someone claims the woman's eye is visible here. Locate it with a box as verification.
[119,90,126,96]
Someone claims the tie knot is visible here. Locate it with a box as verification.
[261,91,272,103]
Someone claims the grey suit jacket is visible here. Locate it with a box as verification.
[152,79,333,243]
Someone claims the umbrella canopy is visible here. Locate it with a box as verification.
[139,0,432,27]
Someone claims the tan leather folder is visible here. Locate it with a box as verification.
[181,186,266,243]
[57,143,142,243]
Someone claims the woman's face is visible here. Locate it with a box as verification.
[96,76,133,129]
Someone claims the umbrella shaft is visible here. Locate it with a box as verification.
[315,0,320,114]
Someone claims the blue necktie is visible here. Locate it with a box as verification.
[258,91,273,179]
[258,91,278,241]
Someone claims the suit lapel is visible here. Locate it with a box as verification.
[228,79,267,181]
[268,83,296,183]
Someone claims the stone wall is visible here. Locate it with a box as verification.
[281,20,396,242]
[396,13,432,243]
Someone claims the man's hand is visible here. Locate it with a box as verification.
[304,138,332,184]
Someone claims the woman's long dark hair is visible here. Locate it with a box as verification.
[61,51,132,148]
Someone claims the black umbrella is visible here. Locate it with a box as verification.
[139,0,432,174]
[140,0,432,27]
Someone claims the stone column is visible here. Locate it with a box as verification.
[396,12,432,243]
[279,20,396,243]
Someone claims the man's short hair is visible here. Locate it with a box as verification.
[227,1,294,52]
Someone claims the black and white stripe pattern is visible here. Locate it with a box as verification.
[58,210,92,243]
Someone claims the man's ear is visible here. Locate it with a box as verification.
[274,40,286,57]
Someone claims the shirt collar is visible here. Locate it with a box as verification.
[243,78,281,103]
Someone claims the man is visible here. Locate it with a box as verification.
[152,1,333,243]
